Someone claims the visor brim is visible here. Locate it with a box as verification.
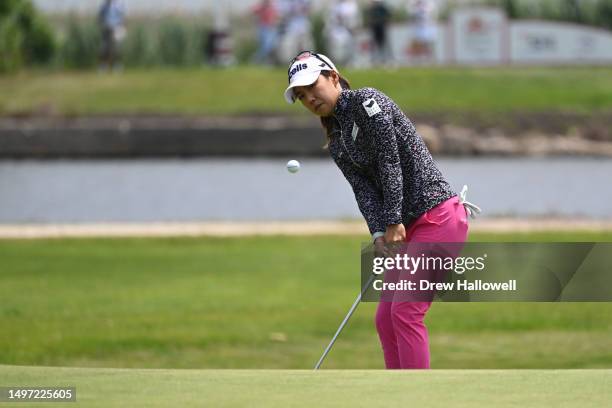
[283,70,322,104]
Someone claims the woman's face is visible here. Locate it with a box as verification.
[293,72,342,117]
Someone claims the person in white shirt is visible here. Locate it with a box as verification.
[326,0,361,65]
[277,0,313,61]
[407,0,437,60]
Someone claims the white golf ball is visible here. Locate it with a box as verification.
[287,160,300,174]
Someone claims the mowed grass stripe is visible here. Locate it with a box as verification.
[0,366,610,408]
[1,233,611,369]
[1,67,611,115]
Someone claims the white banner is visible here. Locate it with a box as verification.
[351,24,447,67]
[511,21,612,64]
[336,7,612,67]
[449,8,508,65]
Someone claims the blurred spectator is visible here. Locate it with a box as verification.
[277,0,313,62]
[205,3,235,67]
[407,0,437,61]
[205,31,231,66]
[98,0,126,71]
[326,0,361,66]
[252,0,279,64]
[366,0,391,65]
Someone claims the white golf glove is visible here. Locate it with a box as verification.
[459,185,482,220]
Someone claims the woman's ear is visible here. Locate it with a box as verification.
[331,71,341,88]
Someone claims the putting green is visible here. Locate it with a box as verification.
[0,365,609,407]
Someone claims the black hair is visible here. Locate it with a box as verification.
[319,71,351,148]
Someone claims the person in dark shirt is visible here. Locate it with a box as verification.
[366,0,391,64]
[283,51,481,369]
[98,0,126,71]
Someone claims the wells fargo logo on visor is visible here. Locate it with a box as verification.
[289,63,308,81]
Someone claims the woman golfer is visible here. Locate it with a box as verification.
[284,51,480,369]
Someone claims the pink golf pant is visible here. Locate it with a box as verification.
[374,195,469,369]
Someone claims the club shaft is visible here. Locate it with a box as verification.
[314,273,376,370]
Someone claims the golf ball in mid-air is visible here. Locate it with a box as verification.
[287,160,300,174]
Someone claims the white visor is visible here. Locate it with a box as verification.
[284,53,339,104]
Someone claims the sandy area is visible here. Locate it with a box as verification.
[1,218,611,239]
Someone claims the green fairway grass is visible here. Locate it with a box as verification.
[1,231,611,370]
[0,366,609,407]
[1,67,611,116]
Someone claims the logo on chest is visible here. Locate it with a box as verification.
[362,98,382,117]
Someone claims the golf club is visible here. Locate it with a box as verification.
[314,272,377,370]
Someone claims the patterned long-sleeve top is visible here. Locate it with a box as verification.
[328,87,456,240]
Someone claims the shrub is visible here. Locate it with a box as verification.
[59,16,100,69]
[157,18,189,66]
[596,0,612,30]
[123,23,154,67]
[0,0,55,72]
[0,17,24,72]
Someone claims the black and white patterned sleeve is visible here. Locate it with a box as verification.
[355,89,404,227]
[334,152,386,238]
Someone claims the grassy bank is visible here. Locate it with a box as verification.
[1,366,610,407]
[1,67,612,116]
[1,232,611,370]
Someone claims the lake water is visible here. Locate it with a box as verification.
[0,157,611,223]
